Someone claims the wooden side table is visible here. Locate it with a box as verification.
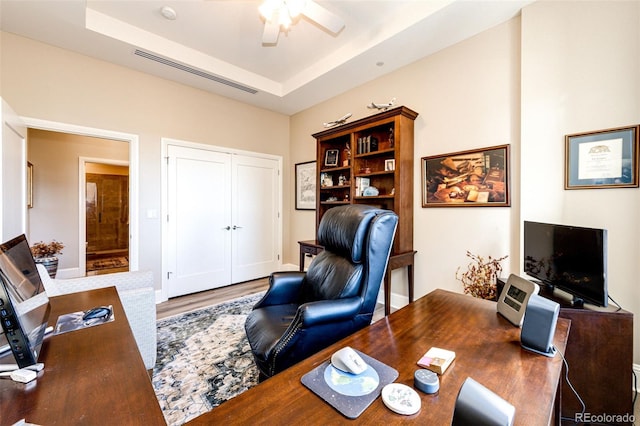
[298,240,415,316]
[298,240,324,271]
[384,250,416,316]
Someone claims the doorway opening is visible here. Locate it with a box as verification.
[85,162,130,275]
[23,118,139,279]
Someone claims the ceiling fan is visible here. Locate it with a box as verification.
[258,0,345,44]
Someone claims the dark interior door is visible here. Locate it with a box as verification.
[86,173,129,254]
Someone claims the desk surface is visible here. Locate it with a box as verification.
[0,287,165,426]
[187,289,569,425]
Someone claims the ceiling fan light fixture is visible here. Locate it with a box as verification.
[160,6,177,21]
[259,0,306,25]
[278,7,292,29]
[259,0,343,45]
[259,0,280,21]
[286,0,307,18]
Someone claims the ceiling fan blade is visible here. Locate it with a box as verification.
[262,20,280,44]
[302,0,345,34]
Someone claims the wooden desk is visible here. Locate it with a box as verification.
[187,289,570,425]
[0,287,165,426]
[298,240,416,315]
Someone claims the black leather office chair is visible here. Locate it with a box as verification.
[245,204,398,379]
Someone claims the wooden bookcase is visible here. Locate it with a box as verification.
[312,106,418,255]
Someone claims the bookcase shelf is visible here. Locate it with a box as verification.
[312,106,418,254]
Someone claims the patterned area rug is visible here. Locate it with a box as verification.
[153,292,265,426]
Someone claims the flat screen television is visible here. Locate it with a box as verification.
[523,221,608,307]
[0,234,51,367]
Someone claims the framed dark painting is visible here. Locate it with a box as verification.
[422,144,510,207]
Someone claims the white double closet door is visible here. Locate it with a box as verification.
[166,143,281,298]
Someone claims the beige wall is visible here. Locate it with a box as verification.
[291,17,521,302]
[1,32,290,287]
[27,129,128,271]
[291,2,639,366]
[86,163,129,175]
[521,0,640,366]
[1,1,638,366]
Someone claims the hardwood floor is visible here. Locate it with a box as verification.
[155,277,387,321]
[156,277,270,320]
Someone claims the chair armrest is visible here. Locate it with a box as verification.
[119,287,157,370]
[36,264,157,370]
[254,271,306,308]
[299,297,362,327]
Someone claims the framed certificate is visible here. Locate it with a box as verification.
[565,125,639,189]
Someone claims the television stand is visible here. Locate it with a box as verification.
[568,296,584,308]
[548,287,584,308]
[537,283,633,422]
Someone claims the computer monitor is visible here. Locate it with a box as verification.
[0,234,51,367]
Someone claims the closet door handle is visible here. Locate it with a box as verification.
[223,226,231,230]
[232,225,243,230]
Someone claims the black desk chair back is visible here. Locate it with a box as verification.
[245,204,398,379]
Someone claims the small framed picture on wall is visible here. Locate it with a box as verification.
[295,161,316,210]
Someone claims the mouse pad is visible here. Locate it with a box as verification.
[54,305,115,335]
[301,349,398,419]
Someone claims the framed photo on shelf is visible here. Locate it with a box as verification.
[385,159,395,171]
[324,149,339,167]
[421,144,510,207]
[565,125,639,189]
[295,161,317,210]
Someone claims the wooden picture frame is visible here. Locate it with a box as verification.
[385,159,395,171]
[324,149,339,167]
[422,144,510,207]
[295,161,316,210]
[565,125,639,189]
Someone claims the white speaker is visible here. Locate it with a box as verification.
[520,294,559,357]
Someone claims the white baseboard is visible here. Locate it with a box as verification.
[55,267,82,279]
[155,289,168,304]
[634,364,639,393]
[377,290,409,312]
[155,264,298,305]
[281,263,298,271]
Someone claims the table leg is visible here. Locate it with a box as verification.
[384,269,391,316]
[383,251,416,316]
[408,263,414,303]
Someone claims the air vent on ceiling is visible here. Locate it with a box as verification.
[134,49,258,94]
